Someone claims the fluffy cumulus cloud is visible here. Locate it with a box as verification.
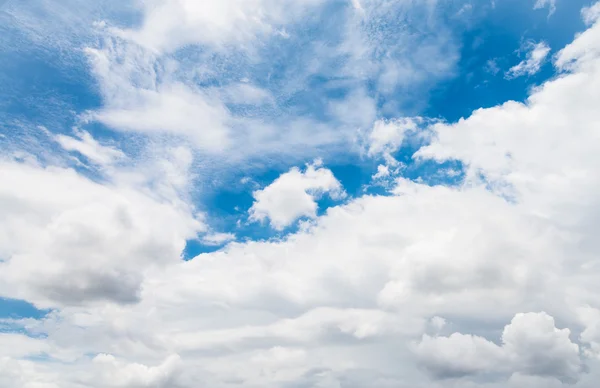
[4,1,600,388]
[249,160,345,230]
[364,118,423,163]
[0,146,204,308]
[416,312,584,382]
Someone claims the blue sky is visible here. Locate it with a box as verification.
[3,0,600,386]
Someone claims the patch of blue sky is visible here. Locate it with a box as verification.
[0,8,99,120]
[0,298,48,320]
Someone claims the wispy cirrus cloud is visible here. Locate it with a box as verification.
[505,41,551,79]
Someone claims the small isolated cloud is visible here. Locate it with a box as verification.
[506,41,551,79]
[372,164,391,180]
[534,0,557,17]
[249,160,345,230]
[485,58,501,75]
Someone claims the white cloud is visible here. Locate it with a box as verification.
[54,129,125,167]
[578,306,600,358]
[201,232,236,246]
[534,0,557,17]
[249,160,346,230]
[506,41,551,79]
[416,312,584,382]
[364,118,422,164]
[584,2,600,26]
[116,0,325,53]
[367,118,418,156]
[328,88,377,129]
[77,0,461,161]
[85,41,232,152]
[415,332,506,378]
[219,83,274,106]
[4,2,600,388]
[0,154,204,308]
[91,354,183,388]
[372,164,391,179]
[0,333,50,359]
[503,312,584,382]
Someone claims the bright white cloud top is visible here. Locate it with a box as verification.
[249,160,345,230]
[2,0,600,387]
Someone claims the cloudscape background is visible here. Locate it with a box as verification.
[2,0,600,386]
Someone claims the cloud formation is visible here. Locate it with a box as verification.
[3,1,600,388]
[534,0,557,17]
[505,41,551,79]
[249,160,345,230]
[416,312,584,383]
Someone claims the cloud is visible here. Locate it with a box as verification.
[3,2,600,388]
[84,41,232,152]
[415,332,506,379]
[364,118,423,164]
[505,41,551,79]
[584,2,600,26]
[416,312,584,383]
[0,333,50,359]
[201,232,236,246]
[116,0,326,53]
[54,129,125,167]
[0,151,204,308]
[249,160,346,230]
[0,176,569,387]
[503,313,584,382]
[534,0,557,17]
[76,0,462,162]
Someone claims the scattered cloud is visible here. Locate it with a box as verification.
[505,41,551,79]
[584,2,600,26]
[364,118,423,165]
[3,1,600,388]
[249,160,345,230]
[486,58,501,75]
[534,0,557,17]
[115,0,326,53]
[54,129,125,167]
[201,232,236,246]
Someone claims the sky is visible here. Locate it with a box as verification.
[2,0,600,386]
